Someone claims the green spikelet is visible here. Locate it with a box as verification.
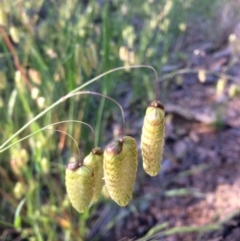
[141,100,165,176]
[83,147,104,202]
[65,162,94,213]
[103,136,138,206]
[86,43,98,70]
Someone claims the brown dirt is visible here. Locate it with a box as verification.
[99,38,240,241]
[85,6,240,239]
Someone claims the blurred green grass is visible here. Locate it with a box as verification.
[0,0,231,240]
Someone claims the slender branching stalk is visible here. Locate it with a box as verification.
[0,65,158,152]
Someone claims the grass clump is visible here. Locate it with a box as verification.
[0,0,228,240]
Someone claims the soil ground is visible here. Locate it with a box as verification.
[92,36,240,241]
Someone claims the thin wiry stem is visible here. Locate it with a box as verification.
[53,129,81,164]
[0,120,94,153]
[0,65,159,152]
[67,91,125,127]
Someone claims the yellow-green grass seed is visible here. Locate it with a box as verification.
[103,136,138,206]
[65,163,94,213]
[141,100,165,176]
[86,43,98,70]
[83,147,104,203]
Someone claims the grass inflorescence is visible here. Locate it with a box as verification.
[0,0,227,240]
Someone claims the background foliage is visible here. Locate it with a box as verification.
[0,0,238,240]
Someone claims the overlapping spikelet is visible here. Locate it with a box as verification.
[83,147,104,202]
[141,100,165,176]
[103,136,138,206]
[65,162,94,213]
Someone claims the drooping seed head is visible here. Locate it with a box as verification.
[65,164,94,213]
[141,101,165,176]
[103,136,138,206]
[83,147,104,202]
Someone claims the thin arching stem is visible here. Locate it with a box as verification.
[0,120,94,153]
[67,91,125,127]
[0,65,158,152]
[53,129,81,164]
[151,66,160,101]
[68,65,160,99]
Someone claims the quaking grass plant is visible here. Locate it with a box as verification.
[0,65,165,213]
[0,1,231,240]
